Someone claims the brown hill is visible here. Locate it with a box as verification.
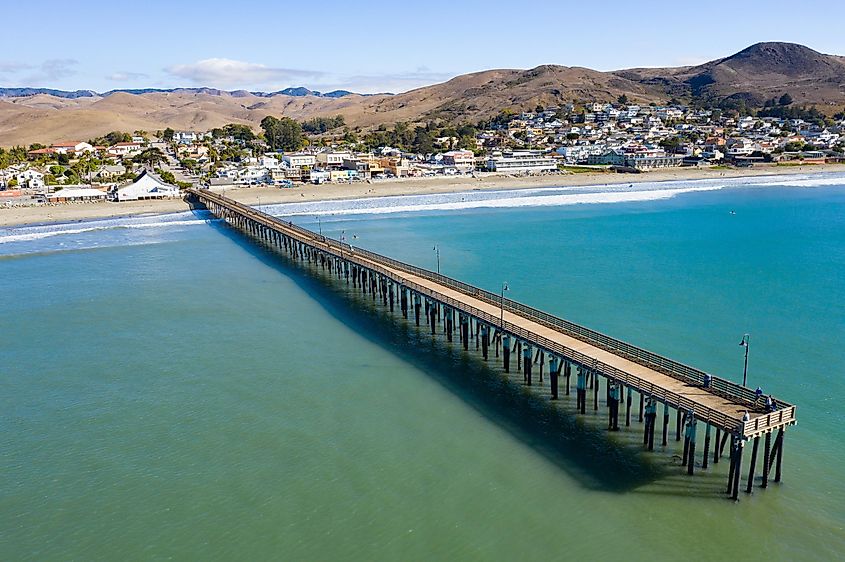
[616,42,845,107]
[1,42,843,146]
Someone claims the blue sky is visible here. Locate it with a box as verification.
[1,0,843,94]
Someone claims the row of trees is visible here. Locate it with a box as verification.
[301,115,345,134]
[358,121,480,153]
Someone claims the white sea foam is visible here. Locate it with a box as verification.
[2,172,844,246]
[264,184,728,218]
[0,215,214,244]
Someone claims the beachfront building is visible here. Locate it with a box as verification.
[486,151,557,173]
[316,151,352,169]
[16,169,45,189]
[115,170,179,201]
[46,186,108,202]
[441,150,475,172]
[281,154,317,168]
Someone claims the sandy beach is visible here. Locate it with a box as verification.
[2,163,843,228]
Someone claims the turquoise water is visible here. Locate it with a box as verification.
[2,175,844,560]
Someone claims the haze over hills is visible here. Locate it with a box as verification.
[0,42,843,146]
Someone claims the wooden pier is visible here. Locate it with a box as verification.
[186,188,797,500]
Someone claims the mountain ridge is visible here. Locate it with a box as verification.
[0,86,383,100]
[1,42,843,146]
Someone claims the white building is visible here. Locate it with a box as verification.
[47,186,108,202]
[487,151,557,173]
[107,142,142,157]
[115,170,179,201]
[282,154,317,168]
[51,141,94,155]
[16,169,45,189]
[316,151,352,168]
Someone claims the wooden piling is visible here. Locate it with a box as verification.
[732,440,744,500]
[502,334,511,372]
[746,436,760,494]
[762,431,772,489]
[774,428,784,483]
[687,418,696,476]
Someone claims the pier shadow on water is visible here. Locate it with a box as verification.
[203,217,674,495]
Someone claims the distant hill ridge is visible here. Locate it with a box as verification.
[0,42,842,146]
[0,87,385,99]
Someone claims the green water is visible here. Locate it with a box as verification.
[2,180,844,560]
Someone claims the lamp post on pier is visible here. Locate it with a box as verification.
[739,333,750,387]
[433,245,440,274]
[500,282,509,330]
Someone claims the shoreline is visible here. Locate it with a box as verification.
[2,163,844,228]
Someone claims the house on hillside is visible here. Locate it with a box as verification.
[114,170,179,201]
[106,142,142,157]
[51,141,94,155]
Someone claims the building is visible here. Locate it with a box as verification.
[282,154,317,168]
[625,153,684,169]
[441,150,475,171]
[106,142,142,157]
[46,186,108,202]
[115,170,179,201]
[16,169,45,189]
[316,151,352,168]
[486,151,557,173]
[51,141,94,155]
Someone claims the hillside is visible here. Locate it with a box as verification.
[1,42,843,146]
[616,42,845,107]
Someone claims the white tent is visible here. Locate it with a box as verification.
[116,170,180,201]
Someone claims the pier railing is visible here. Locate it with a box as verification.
[336,247,766,408]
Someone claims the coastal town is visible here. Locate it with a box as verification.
[1,99,844,206]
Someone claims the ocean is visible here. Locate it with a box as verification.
[2,173,844,560]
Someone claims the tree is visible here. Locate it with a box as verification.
[155,169,177,184]
[659,136,683,153]
[617,94,629,105]
[301,115,345,134]
[136,147,166,168]
[783,141,805,152]
[223,123,255,142]
[260,116,302,151]
[111,131,132,144]
[779,93,793,106]
[343,129,358,145]
[162,127,175,142]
